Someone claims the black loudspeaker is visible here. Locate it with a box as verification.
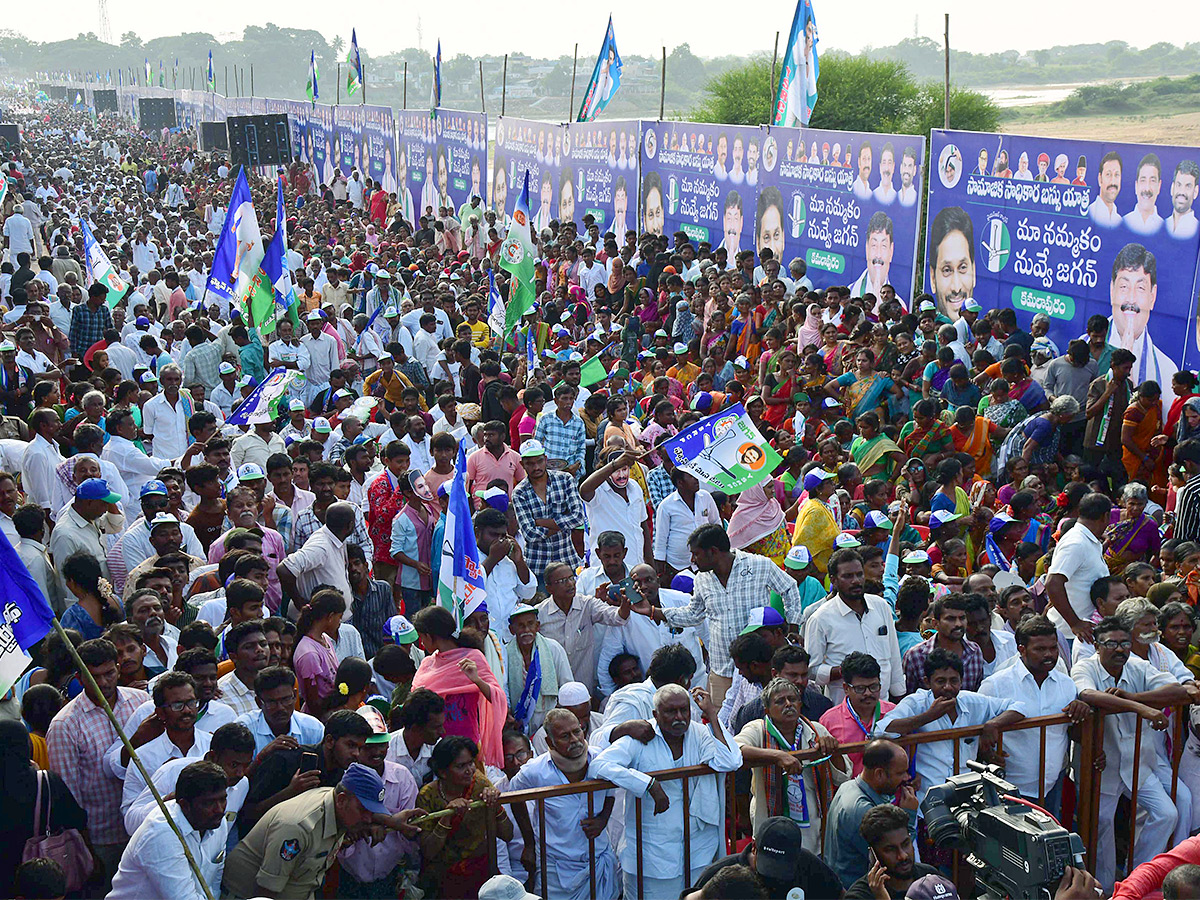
[0,124,18,148]
[48,85,68,100]
[199,122,229,153]
[137,97,177,131]
[93,89,118,113]
[226,114,293,169]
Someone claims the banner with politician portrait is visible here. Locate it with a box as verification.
[760,125,925,304]
[494,117,566,234]
[926,129,1200,388]
[309,104,336,185]
[662,402,782,494]
[362,105,397,192]
[564,120,640,240]
[435,109,488,217]
[333,104,364,176]
[396,110,434,225]
[638,121,762,254]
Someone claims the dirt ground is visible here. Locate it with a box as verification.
[1004,110,1200,144]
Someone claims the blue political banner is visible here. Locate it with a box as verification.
[334,104,363,175]
[638,121,762,253]
[565,120,640,238]
[760,125,925,305]
[927,129,1200,390]
[363,105,397,192]
[662,402,782,494]
[495,117,566,233]
[436,109,488,213]
[397,110,433,224]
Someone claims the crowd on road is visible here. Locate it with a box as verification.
[4,94,1200,900]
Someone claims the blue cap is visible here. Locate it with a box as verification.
[76,478,121,503]
[340,762,389,814]
[803,469,835,493]
[929,510,963,530]
[140,479,168,498]
[740,606,787,635]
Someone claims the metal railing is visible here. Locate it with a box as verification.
[482,701,1193,899]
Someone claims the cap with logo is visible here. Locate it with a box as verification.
[862,510,894,531]
[236,463,266,481]
[478,874,540,900]
[739,606,787,635]
[519,439,546,459]
[784,546,812,570]
[902,549,931,565]
[218,361,236,375]
[149,512,180,532]
[385,615,419,645]
[288,398,307,412]
[509,603,539,620]
[139,479,168,498]
[312,417,332,433]
[339,762,390,814]
[752,816,806,883]
[355,706,391,744]
[929,510,963,530]
[904,873,960,900]
[962,298,982,313]
[834,532,862,549]
[803,468,836,493]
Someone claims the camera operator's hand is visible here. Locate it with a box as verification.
[1054,866,1101,900]
[867,861,892,900]
[897,782,919,811]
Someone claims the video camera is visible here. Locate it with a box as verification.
[919,760,1085,900]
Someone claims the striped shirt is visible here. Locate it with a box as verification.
[534,411,586,468]
[47,685,148,845]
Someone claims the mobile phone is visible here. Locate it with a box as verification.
[301,751,319,772]
[609,577,638,602]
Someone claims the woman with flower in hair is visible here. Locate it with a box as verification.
[59,552,123,641]
[324,656,378,716]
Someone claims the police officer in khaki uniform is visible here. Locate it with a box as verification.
[222,762,422,899]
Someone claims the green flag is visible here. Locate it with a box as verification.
[498,170,536,340]
[579,355,608,388]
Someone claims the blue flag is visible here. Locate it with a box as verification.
[577,17,622,122]
[227,367,293,426]
[207,51,215,90]
[437,443,487,629]
[773,0,819,127]
[429,41,441,119]
[346,29,364,97]
[0,528,56,697]
[205,168,252,306]
[486,269,506,337]
[514,645,542,726]
[259,175,296,333]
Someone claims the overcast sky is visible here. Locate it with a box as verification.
[42,0,1200,61]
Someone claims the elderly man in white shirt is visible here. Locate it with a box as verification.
[978,615,1088,814]
[141,364,193,460]
[593,684,742,899]
[21,409,65,515]
[102,407,185,499]
[106,760,232,900]
[1072,615,1193,889]
[278,501,356,606]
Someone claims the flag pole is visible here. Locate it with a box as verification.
[49,619,216,900]
[337,63,342,107]
[478,60,485,113]
[362,62,366,105]
[569,43,578,121]
[660,47,666,120]
[770,31,780,112]
[502,55,508,116]
[251,64,254,99]
[403,62,407,109]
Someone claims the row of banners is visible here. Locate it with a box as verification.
[91,83,1200,379]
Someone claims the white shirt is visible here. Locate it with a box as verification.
[1167,210,1199,240]
[237,709,325,756]
[3,214,35,254]
[283,524,352,603]
[48,504,122,594]
[586,479,648,572]
[230,430,287,471]
[484,556,537,643]
[653,489,720,571]
[106,800,229,900]
[595,588,708,695]
[593,720,743,879]
[1045,522,1109,634]
[979,661,1077,796]
[124,757,249,838]
[18,537,65,613]
[412,329,441,375]
[20,433,64,512]
[118,516,205,576]
[1123,206,1164,236]
[121,728,213,814]
[131,239,160,273]
[386,727,435,784]
[878,688,1012,803]
[805,593,906,703]
[16,347,54,374]
[301,331,339,387]
[102,434,175,499]
[402,434,433,473]
[1072,653,1177,793]
[979,628,1018,677]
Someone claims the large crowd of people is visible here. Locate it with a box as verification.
[3,95,1200,900]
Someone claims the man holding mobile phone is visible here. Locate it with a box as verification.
[537,560,632,697]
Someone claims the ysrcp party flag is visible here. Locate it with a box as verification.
[577,17,622,123]
[81,219,130,308]
[207,51,215,90]
[498,170,536,338]
[429,41,442,119]
[346,29,363,98]
[228,367,293,426]
[0,526,56,698]
[306,50,319,107]
[774,0,819,127]
[663,402,782,493]
[207,169,265,318]
[258,176,299,334]
[438,443,487,630]
[486,268,506,336]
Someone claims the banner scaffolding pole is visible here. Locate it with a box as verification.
[944,14,951,128]
[479,60,485,113]
[770,31,780,111]
[660,47,666,119]
[502,55,508,116]
[569,43,578,121]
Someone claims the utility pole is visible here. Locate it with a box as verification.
[944,14,951,128]
[479,60,485,113]
[403,62,407,109]
[502,55,508,116]
[660,47,666,120]
[569,43,578,122]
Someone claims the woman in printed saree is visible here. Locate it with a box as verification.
[728,480,791,565]
[849,412,905,483]
[1175,395,1200,447]
[1001,356,1049,413]
[1122,381,1169,492]
[730,293,763,363]
[819,322,848,377]
[734,677,848,851]
[899,398,956,469]
[792,468,841,576]
[828,347,900,421]
[996,395,1080,473]
[982,378,1029,430]
[761,348,800,430]
[1103,482,1162,574]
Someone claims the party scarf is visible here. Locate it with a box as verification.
[762,716,835,840]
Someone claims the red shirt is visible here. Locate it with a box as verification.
[367,469,405,565]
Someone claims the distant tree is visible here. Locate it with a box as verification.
[690,56,772,125]
[120,32,142,50]
[808,56,919,133]
[907,83,1001,136]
